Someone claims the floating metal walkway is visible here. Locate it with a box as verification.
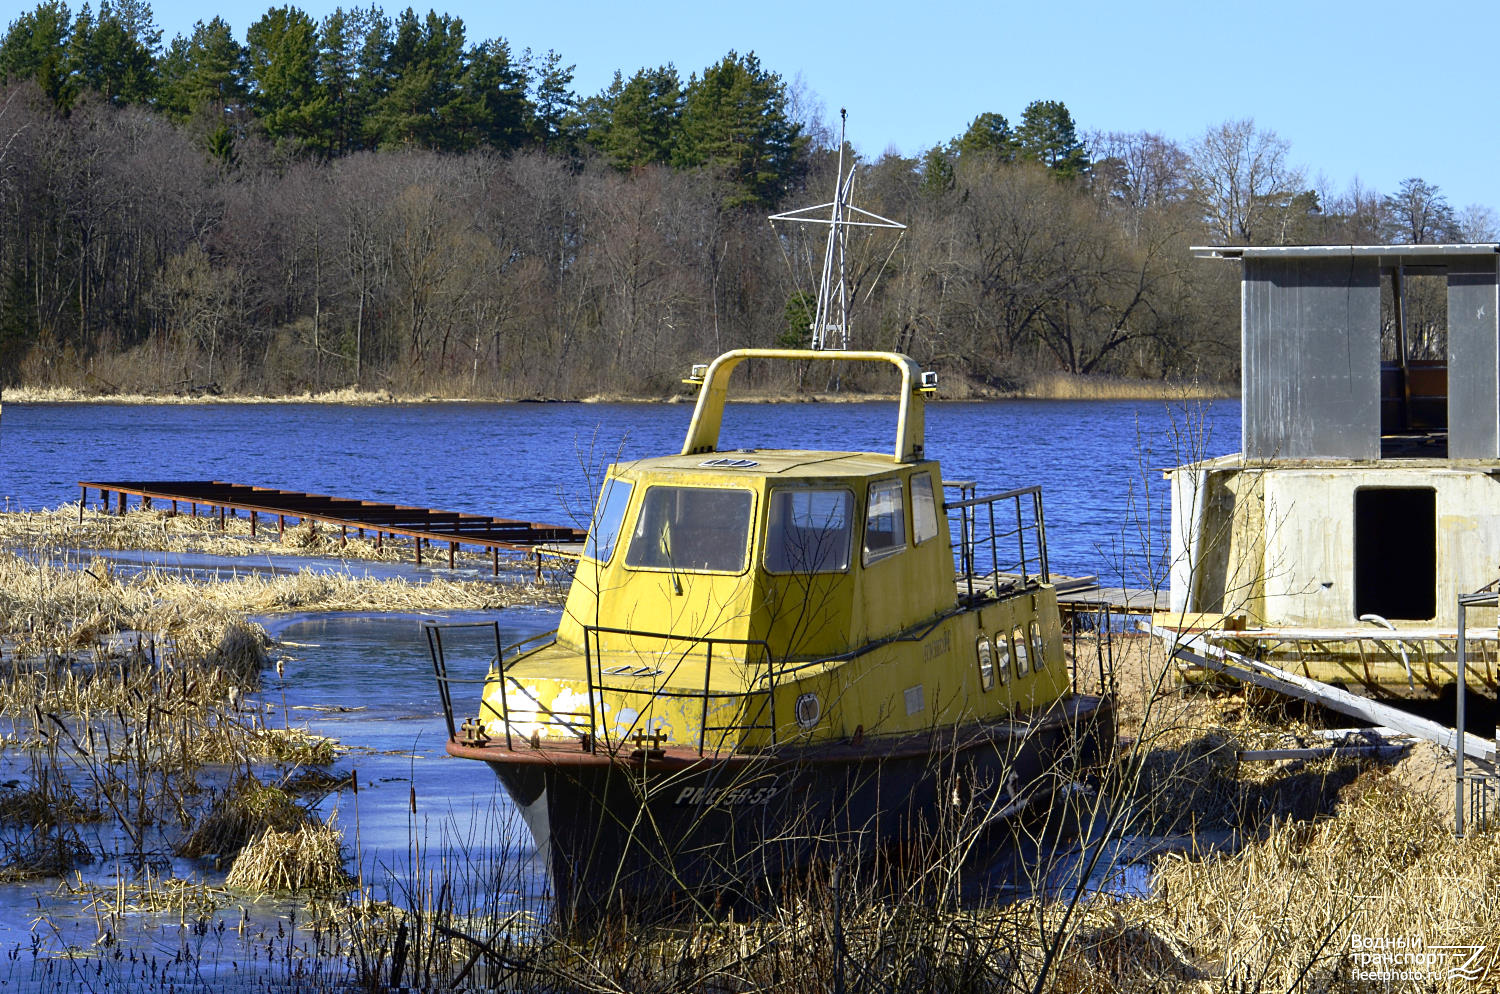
[78,480,586,574]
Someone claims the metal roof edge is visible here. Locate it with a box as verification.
[1192,244,1500,261]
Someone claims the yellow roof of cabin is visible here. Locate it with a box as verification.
[614,450,918,479]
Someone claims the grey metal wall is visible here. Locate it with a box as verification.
[1243,257,1381,460]
[1448,259,1500,458]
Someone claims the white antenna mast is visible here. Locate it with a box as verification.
[769,109,905,350]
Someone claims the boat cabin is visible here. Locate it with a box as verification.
[560,349,953,659]
[559,450,954,660]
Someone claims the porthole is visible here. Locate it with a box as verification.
[1013,627,1029,676]
[976,636,995,691]
[1029,621,1045,670]
[795,692,821,728]
[995,635,1011,684]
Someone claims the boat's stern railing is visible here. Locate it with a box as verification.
[423,621,561,750]
[583,626,777,757]
[945,484,1050,600]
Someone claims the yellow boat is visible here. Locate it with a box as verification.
[427,347,1114,909]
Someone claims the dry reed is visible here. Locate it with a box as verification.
[177,775,311,858]
[226,818,353,895]
[0,548,542,664]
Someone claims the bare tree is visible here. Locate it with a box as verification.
[1382,177,1457,244]
[1189,118,1304,244]
[1089,130,1191,235]
[1457,203,1498,243]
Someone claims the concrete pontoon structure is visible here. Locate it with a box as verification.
[1171,244,1500,691]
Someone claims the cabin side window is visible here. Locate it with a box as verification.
[624,486,754,573]
[911,471,940,545]
[863,479,907,564]
[765,489,854,573]
[582,478,633,564]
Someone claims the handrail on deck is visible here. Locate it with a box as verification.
[946,485,1049,600]
[583,625,776,757]
[424,621,557,751]
[423,619,777,758]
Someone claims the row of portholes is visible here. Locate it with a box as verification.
[975,621,1045,692]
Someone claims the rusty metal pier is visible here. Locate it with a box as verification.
[78,480,585,574]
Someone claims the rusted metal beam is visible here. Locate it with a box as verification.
[76,480,586,568]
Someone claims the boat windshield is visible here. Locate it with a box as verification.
[625,486,754,573]
[583,478,633,563]
[765,488,853,573]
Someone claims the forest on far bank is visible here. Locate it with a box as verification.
[0,1,1490,399]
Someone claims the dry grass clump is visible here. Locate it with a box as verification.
[0,505,265,557]
[0,549,537,668]
[0,773,100,827]
[0,828,93,880]
[226,819,353,895]
[177,775,311,858]
[1095,769,1500,992]
[76,873,231,917]
[0,633,264,718]
[280,768,353,794]
[243,725,340,766]
[1025,374,1231,401]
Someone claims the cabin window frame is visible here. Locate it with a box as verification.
[763,486,856,575]
[911,471,941,545]
[1012,626,1029,677]
[622,484,757,576]
[976,635,995,691]
[1028,620,1045,671]
[995,633,1012,684]
[862,477,908,565]
[582,477,634,565]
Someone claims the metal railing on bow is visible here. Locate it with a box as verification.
[583,626,777,757]
[424,620,777,757]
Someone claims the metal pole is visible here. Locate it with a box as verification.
[1458,598,1467,837]
[1035,490,1050,582]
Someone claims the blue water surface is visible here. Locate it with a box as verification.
[0,397,1240,586]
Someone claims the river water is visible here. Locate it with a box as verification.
[0,397,1240,988]
[0,397,1240,583]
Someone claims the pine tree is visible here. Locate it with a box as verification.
[316,7,361,155]
[247,5,329,152]
[1015,99,1088,178]
[67,0,159,106]
[463,37,529,151]
[157,16,248,120]
[527,48,575,151]
[0,1,75,107]
[675,51,803,208]
[587,63,681,170]
[367,8,472,149]
[954,112,1015,161]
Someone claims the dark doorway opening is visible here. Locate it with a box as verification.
[1354,487,1435,620]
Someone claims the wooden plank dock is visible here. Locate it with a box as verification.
[78,480,586,574]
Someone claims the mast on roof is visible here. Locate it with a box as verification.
[768,109,905,350]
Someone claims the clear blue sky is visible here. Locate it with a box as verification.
[142,0,1500,213]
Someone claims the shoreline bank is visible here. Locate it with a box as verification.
[1,378,1237,406]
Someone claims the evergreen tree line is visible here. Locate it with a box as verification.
[0,2,1491,396]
